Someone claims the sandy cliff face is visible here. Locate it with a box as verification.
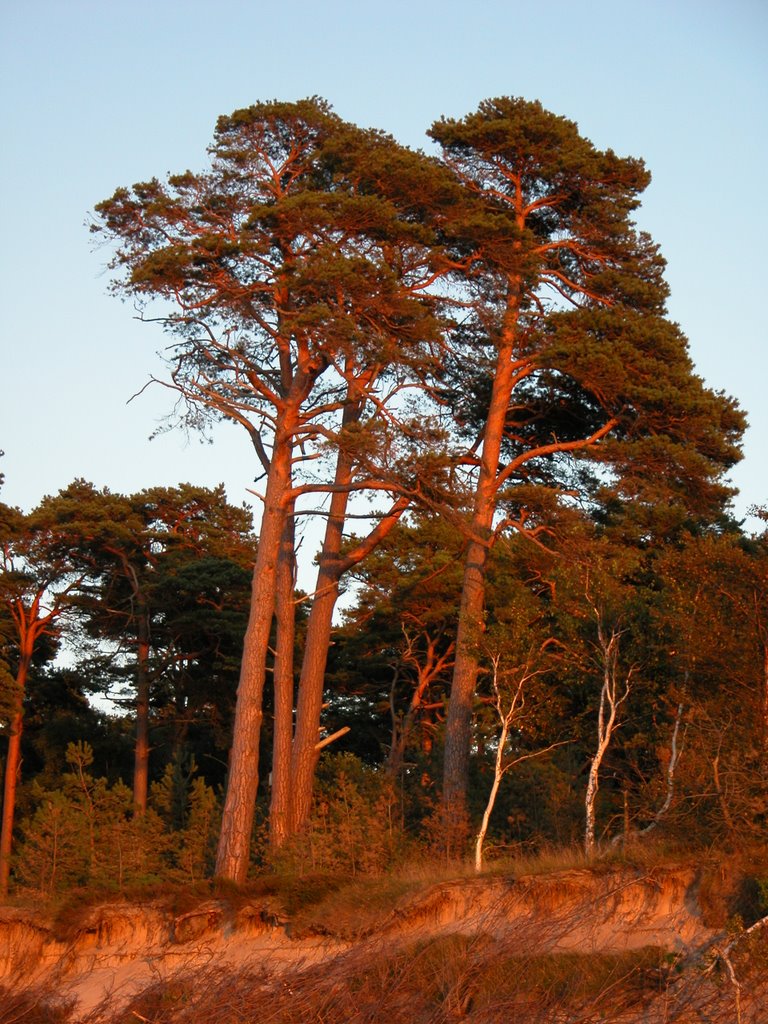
[379,865,712,953]
[0,864,761,1022]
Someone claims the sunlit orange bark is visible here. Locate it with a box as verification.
[443,324,521,822]
[0,680,26,896]
[287,372,413,836]
[268,511,296,850]
[214,417,295,882]
[0,591,52,896]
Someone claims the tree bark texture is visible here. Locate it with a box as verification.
[442,336,519,821]
[289,459,410,833]
[289,448,354,835]
[215,425,294,882]
[0,653,31,896]
[0,707,23,896]
[268,511,296,850]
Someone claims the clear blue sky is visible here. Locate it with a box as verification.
[1,0,766,546]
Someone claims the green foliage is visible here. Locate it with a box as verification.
[270,753,407,878]
[1,97,762,895]
[14,741,170,896]
[151,759,220,881]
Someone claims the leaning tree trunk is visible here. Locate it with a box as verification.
[214,421,295,883]
[288,385,412,837]
[288,430,357,836]
[289,486,410,835]
[584,621,631,855]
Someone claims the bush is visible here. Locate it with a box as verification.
[270,753,408,877]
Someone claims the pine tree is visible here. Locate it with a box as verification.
[428,97,744,828]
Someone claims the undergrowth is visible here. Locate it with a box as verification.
[18,836,737,946]
[0,984,74,1024]
[85,941,726,1024]
[5,843,768,1023]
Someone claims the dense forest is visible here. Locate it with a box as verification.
[1,97,766,900]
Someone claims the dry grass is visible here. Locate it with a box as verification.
[0,984,74,1024]
[287,838,702,942]
[8,843,768,1023]
[79,937,768,1024]
[17,837,702,945]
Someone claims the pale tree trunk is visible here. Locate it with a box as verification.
[612,702,685,848]
[712,749,737,834]
[474,654,560,872]
[0,653,31,896]
[637,703,684,839]
[474,669,514,873]
[215,424,294,883]
[132,596,151,814]
[268,511,296,850]
[584,620,632,855]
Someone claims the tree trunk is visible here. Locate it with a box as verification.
[474,709,510,873]
[289,450,410,835]
[132,598,151,814]
[0,655,30,896]
[289,451,354,835]
[585,623,630,855]
[443,535,489,812]
[442,334,518,828]
[268,510,296,850]
[584,700,605,856]
[215,423,294,883]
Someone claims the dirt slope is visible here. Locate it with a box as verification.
[0,863,762,1022]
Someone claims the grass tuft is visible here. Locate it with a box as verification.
[0,984,74,1024]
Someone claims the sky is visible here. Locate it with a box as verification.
[1,0,766,565]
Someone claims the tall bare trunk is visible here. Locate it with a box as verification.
[290,395,412,835]
[289,444,355,835]
[132,598,150,814]
[442,337,518,828]
[215,426,293,883]
[269,510,296,850]
[0,655,30,896]
[474,700,510,873]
